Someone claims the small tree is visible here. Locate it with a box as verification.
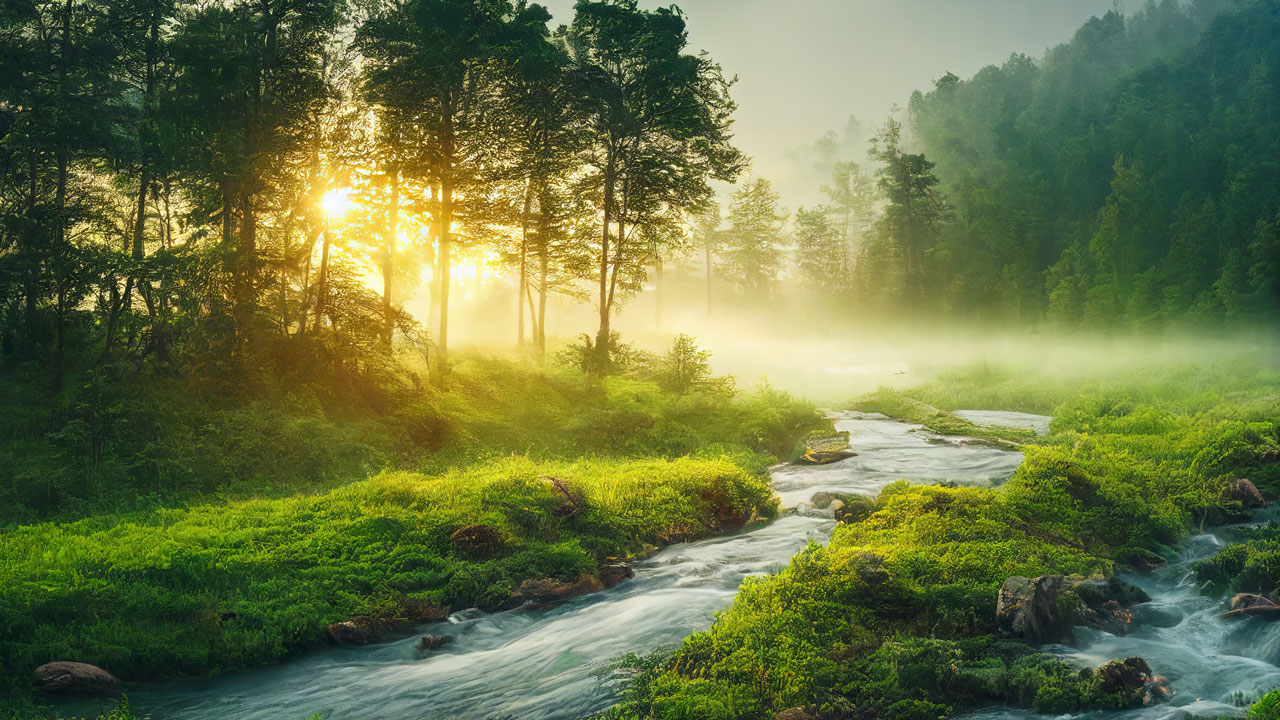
[658,334,711,393]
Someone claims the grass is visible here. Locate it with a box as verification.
[0,456,777,715]
[1,351,826,525]
[849,390,1035,448]
[603,361,1280,720]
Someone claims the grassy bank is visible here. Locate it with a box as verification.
[604,362,1280,719]
[1,456,777,714]
[1,349,823,525]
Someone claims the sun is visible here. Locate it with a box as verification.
[322,188,352,216]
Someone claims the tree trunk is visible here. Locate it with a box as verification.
[537,249,548,358]
[595,152,615,369]
[382,170,400,348]
[279,211,292,334]
[654,250,663,329]
[236,193,256,340]
[436,115,455,384]
[52,0,72,392]
[705,243,713,317]
[518,178,532,347]
[313,221,330,334]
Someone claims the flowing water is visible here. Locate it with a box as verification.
[71,409,1280,720]
[65,411,1030,720]
[961,518,1280,720]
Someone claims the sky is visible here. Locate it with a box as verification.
[539,0,1131,204]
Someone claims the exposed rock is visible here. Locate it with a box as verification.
[403,600,450,624]
[997,574,1150,645]
[599,560,634,588]
[32,662,121,697]
[450,524,504,559]
[1226,478,1267,509]
[774,709,819,720]
[418,634,454,652]
[1224,592,1280,618]
[539,475,585,518]
[328,601,450,646]
[510,574,604,609]
[1092,657,1168,707]
[328,620,371,646]
[800,433,856,465]
[698,488,750,530]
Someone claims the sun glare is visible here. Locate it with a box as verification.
[322,188,352,216]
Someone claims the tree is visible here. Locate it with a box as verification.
[869,117,945,316]
[359,0,541,382]
[690,203,721,317]
[564,0,742,369]
[721,177,786,299]
[793,206,847,294]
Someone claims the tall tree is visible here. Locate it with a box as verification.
[564,0,742,368]
[869,117,945,317]
[721,176,785,299]
[359,0,539,381]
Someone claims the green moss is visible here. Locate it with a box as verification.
[849,390,1034,448]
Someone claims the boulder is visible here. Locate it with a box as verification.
[418,634,454,652]
[1091,657,1169,706]
[800,433,856,465]
[450,524,504,559]
[997,574,1150,645]
[1224,592,1280,619]
[328,620,370,646]
[510,574,604,609]
[599,560,634,588]
[1226,478,1267,509]
[32,662,120,697]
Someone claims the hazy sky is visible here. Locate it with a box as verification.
[540,0,1130,202]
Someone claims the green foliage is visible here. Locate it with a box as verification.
[609,362,1279,719]
[1194,524,1280,596]
[1251,689,1280,720]
[0,353,825,523]
[656,335,717,394]
[902,0,1280,326]
[849,389,1034,447]
[0,457,777,706]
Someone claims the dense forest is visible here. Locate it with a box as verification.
[6,1,1280,720]
[695,0,1280,328]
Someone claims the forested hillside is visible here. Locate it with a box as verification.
[906,0,1280,325]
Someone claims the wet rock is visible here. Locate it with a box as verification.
[599,560,634,588]
[32,662,121,697]
[418,634,454,652]
[1092,657,1167,707]
[1226,478,1267,509]
[800,433,856,465]
[450,524,504,559]
[510,574,604,609]
[328,620,371,646]
[1224,592,1280,619]
[997,575,1150,645]
[834,496,876,524]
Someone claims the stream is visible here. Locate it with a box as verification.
[961,516,1280,720]
[65,410,1068,720]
